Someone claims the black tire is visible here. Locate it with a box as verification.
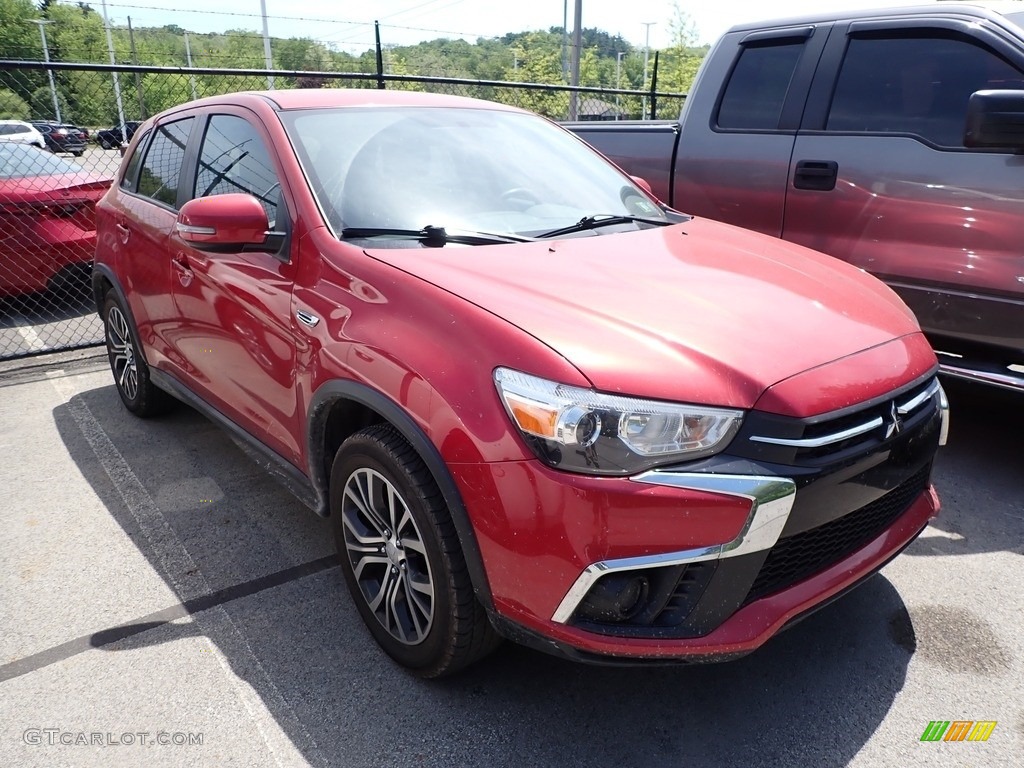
[330,424,500,677]
[102,291,174,417]
[72,149,84,157]
[99,139,112,150]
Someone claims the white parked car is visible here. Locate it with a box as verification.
[0,120,46,149]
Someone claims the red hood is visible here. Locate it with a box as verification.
[364,217,927,410]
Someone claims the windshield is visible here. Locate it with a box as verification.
[280,106,668,240]
[0,144,87,179]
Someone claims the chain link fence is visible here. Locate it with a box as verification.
[0,60,686,360]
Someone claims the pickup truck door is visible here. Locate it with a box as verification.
[673,26,829,235]
[783,19,1024,354]
[168,110,304,466]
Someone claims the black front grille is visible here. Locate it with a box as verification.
[735,375,938,467]
[742,463,931,605]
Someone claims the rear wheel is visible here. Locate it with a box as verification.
[102,291,174,417]
[330,424,500,677]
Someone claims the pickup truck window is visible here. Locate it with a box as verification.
[717,42,804,130]
[826,34,1024,147]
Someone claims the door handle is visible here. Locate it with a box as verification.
[172,255,194,287]
[115,223,130,244]
[295,309,320,328]
[793,160,838,191]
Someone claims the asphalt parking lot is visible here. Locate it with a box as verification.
[0,350,1021,768]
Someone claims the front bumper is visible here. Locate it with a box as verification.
[455,373,943,661]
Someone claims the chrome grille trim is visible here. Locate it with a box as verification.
[749,377,941,450]
[749,417,882,448]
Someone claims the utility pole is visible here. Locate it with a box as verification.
[641,22,656,120]
[184,32,198,101]
[127,17,145,120]
[568,0,582,120]
[100,0,127,139]
[29,19,61,122]
[259,0,274,89]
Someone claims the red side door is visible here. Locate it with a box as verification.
[167,109,303,466]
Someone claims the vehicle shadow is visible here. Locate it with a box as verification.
[0,286,94,326]
[53,383,918,768]
[906,377,1024,558]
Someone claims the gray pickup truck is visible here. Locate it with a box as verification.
[568,2,1024,392]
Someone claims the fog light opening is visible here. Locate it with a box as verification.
[577,573,650,623]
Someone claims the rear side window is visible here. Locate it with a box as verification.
[136,118,194,207]
[826,34,1024,147]
[120,129,150,190]
[717,42,804,129]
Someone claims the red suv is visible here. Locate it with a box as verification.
[92,90,948,677]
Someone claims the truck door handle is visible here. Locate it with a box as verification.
[793,160,838,191]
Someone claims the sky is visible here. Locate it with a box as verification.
[87,0,982,53]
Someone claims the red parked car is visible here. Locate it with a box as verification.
[92,90,948,677]
[0,144,110,298]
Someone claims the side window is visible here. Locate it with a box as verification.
[0,125,12,136]
[194,115,281,227]
[120,128,150,191]
[136,118,194,207]
[717,42,804,130]
[827,34,1024,147]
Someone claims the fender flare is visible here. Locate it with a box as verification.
[307,380,494,611]
[92,265,149,366]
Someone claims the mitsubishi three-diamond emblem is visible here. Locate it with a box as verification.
[884,401,904,439]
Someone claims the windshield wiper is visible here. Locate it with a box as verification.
[340,225,535,246]
[535,214,676,240]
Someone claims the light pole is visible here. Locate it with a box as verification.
[99,0,127,139]
[641,22,656,119]
[29,19,61,122]
[616,51,625,120]
[260,0,274,89]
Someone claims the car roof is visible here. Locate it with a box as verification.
[162,88,527,115]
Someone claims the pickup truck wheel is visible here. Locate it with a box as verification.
[330,424,500,677]
[102,292,174,417]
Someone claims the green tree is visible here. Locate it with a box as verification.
[29,84,70,121]
[0,87,30,118]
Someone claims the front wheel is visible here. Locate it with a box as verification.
[102,291,174,417]
[330,424,500,677]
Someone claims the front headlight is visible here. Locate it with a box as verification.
[494,368,743,475]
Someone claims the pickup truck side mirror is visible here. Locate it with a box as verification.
[964,90,1024,150]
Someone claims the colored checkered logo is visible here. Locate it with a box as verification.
[920,721,997,742]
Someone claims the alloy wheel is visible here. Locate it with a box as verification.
[106,305,139,402]
[341,467,435,645]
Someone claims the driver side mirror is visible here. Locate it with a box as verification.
[175,193,271,250]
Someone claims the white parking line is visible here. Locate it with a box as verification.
[15,318,47,352]
[46,370,326,768]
